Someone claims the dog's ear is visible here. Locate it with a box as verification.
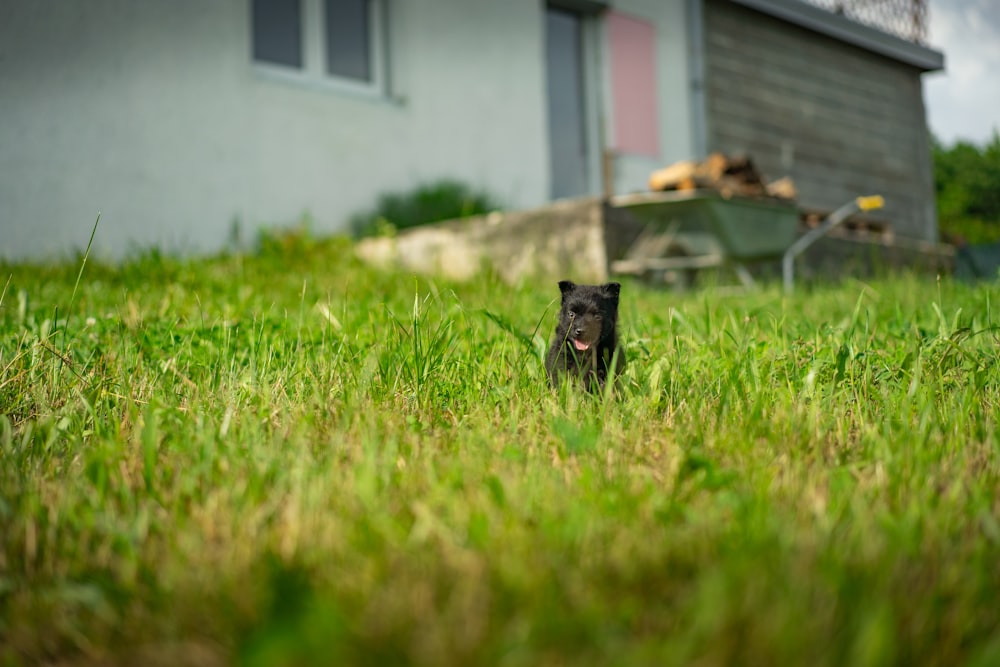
[558,280,576,297]
[601,282,621,300]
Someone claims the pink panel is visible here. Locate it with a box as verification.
[607,11,661,157]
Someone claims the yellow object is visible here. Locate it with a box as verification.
[856,195,885,211]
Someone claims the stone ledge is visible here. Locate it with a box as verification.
[355,197,610,284]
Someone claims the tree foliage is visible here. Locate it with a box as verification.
[933,132,1000,243]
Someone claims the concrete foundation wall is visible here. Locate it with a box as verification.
[355,198,611,284]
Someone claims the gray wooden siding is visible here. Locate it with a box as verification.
[703,0,937,240]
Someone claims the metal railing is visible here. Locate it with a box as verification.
[802,0,928,44]
[783,195,885,293]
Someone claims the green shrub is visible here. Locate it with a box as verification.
[349,179,503,237]
[934,133,1000,243]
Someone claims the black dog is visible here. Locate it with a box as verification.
[545,280,624,391]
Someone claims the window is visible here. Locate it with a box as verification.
[251,0,384,93]
[324,0,370,81]
[252,0,302,68]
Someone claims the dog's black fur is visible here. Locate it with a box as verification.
[545,280,624,391]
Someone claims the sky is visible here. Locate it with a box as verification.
[925,0,1000,146]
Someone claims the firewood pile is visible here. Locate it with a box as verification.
[648,152,796,202]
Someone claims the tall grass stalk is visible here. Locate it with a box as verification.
[51,213,101,380]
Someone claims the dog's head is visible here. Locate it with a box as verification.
[557,280,620,351]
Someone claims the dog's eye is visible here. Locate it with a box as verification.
[594,313,602,320]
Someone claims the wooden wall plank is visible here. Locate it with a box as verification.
[702,0,936,240]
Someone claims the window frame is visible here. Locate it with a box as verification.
[251,0,387,99]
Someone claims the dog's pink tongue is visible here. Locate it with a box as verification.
[573,339,591,351]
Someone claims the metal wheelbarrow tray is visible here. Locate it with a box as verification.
[609,190,800,283]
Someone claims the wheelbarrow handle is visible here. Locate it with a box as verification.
[856,195,885,212]
[783,194,885,293]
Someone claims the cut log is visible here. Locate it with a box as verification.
[765,176,797,200]
[648,152,795,202]
[648,160,698,192]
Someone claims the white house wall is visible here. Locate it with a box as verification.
[0,0,553,259]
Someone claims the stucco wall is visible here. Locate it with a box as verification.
[0,0,550,259]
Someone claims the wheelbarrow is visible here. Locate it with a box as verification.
[608,190,884,291]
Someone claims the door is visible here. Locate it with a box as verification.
[545,7,590,199]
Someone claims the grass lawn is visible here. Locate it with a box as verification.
[2,233,999,666]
